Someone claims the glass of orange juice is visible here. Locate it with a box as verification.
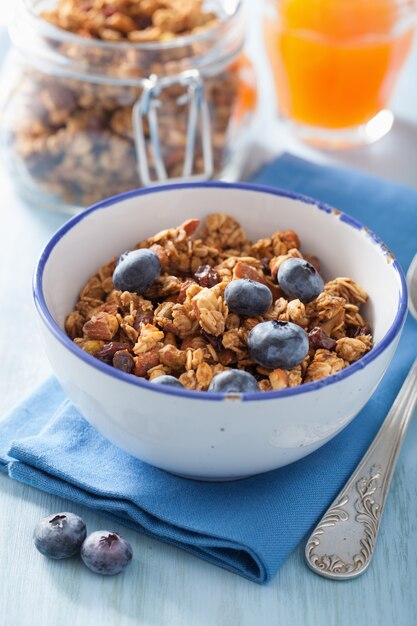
[264,0,417,147]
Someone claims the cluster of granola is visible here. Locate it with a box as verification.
[42,0,218,42]
[9,68,240,208]
[65,214,373,392]
[4,1,254,208]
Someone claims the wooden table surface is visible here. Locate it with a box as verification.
[1,7,417,625]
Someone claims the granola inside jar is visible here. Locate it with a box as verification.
[0,0,256,212]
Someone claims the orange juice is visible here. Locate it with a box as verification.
[264,0,416,129]
[231,54,258,121]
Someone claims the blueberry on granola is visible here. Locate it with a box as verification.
[277,258,324,303]
[81,531,132,576]
[34,512,86,559]
[248,320,309,370]
[224,279,273,316]
[208,370,260,393]
[151,375,184,388]
[112,249,161,295]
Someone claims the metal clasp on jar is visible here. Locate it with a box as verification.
[133,69,213,186]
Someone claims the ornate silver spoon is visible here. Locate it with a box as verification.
[305,255,417,580]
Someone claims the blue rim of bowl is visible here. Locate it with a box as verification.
[33,181,408,402]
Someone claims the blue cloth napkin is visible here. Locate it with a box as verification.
[1,154,416,584]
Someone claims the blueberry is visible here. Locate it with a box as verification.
[150,375,184,388]
[248,320,309,370]
[224,279,273,316]
[208,369,260,393]
[277,258,324,303]
[112,249,161,295]
[33,512,86,559]
[81,531,132,575]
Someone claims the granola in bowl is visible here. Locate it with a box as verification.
[65,213,373,392]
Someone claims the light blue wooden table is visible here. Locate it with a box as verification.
[1,8,417,625]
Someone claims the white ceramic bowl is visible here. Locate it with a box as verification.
[33,183,407,480]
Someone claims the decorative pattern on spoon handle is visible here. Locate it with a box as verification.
[305,358,417,580]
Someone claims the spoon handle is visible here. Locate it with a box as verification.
[305,357,417,580]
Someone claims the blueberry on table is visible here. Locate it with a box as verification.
[208,369,260,393]
[81,531,133,575]
[277,258,324,303]
[33,512,86,559]
[150,375,184,388]
[224,279,273,316]
[112,249,161,295]
[248,320,309,370]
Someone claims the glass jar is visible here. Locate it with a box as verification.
[0,0,257,212]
